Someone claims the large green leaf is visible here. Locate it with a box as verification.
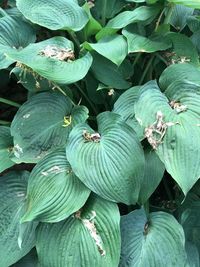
[123,29,171,53]
[21,149,90,223]
[159,63,200,91]
[138,147,165,205]
[6,36,93,84]
[91,52,131,89]
[0,171,37,267]
[120,208,187,266]
[169,5,194,31]
[0,14,36,69]
[11,91,89,163]
[83,34,128,66]
[134,80,200,195]
[36,195,121,267]
[16,0,89,31]
[168,0,200,9]
[112,86,143,139]
[0,126,14,173]
[96,6,160,40]
[66,112,145,204]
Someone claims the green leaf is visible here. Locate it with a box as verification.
[83,34,128,66]
[0,14,36,69]
[159,63,200,91]
[0,171,37,267]
[134,80,200,195]
[36,195,121,267]
[0,126,14,173]
[185,242,200,267]
[16,0,89,31]
[11,91,89,163]
[138,147,165,205]
[168,0,200,9]
[21,149,90,223]
[6,36,93,84]
[91,52,131,89]
[169,5,194,31]
[112,86,143,139]
[123,29,172,53]
[120,208,187,266]
[96,6,160,40]
[66,112,145,204]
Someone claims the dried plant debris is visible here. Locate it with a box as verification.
[169,100,187,114]
[82,130,101,143]
[162,51,191,65]
[144,111,179,149]
[74,210,106,256]
[38,45,75,62]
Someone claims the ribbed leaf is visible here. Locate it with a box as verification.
[0,171,37,267]
[120,208,187,266]
[36,195,121,267]
[185,242,200,267]
[123,29,171,53]
[113,86,143,139]
[159,63,200,91]
[91,52,131,89]
[0,126,14,172]
[22,149,90,223]
[16,0,89,31]
[138,147,165,205]
[66,112,145,204]
[168,0,200,9]
[169,5,194,30]
[6,36,93,84]
[12,249,38,267]
[96,6,160,40]
[134,80,200,194]
[83,34,128,66]
[0,14,36,69]
[11,91,89,163]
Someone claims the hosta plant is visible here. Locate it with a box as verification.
[0,0,200,266]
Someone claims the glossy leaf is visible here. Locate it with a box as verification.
[170,5,194,30]
[0,171,37,267]
[112,86,143,139]
[11,91,89,163]
[67,112,145,204]
[36,195,121,267]
[22,149,90,223]
[120,208,187,266]
[134,80,200,194]
[16,0,89,31]
[0,126,14,172]
[168,0,200,9]
[6,37,93,84]
[83,34,128,66]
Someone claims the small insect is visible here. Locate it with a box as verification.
[82,130,101,143]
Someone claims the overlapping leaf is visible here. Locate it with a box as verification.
[16,0,89,31]
[36,195,121,267]
[0,126,14,172]
[11,91,89,163]
[168,0,200,9]
[83,34,128,66]
[169,5,194,30]
[21,149,90,223]
[96,6,160,40]
[120,208,187,266]
[66,112,145,204]
[134,80,200,194]
[6,36,93,84]
[0,171,37,267]
[0,14,36,69]
[11,249,38,267]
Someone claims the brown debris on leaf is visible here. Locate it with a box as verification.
[145,111,179,149]
[38,45,75,62]
[82,130,101,143]
[169,100,187,114]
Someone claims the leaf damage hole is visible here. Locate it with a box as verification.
[75,210,106,256]
[145,111,179,149]
[38,45,75,62]
[82,130,101,143]
[169,100,187,113]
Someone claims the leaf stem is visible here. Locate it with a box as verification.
[0,97,21,108]
[74,83,98,115]
[139,56,154,85]
[164,4,175,25]
[144,200,150,217]
[0,120,11,125]
[155,8,166,31]
[133,52,142,67]
[101,0,107,26]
